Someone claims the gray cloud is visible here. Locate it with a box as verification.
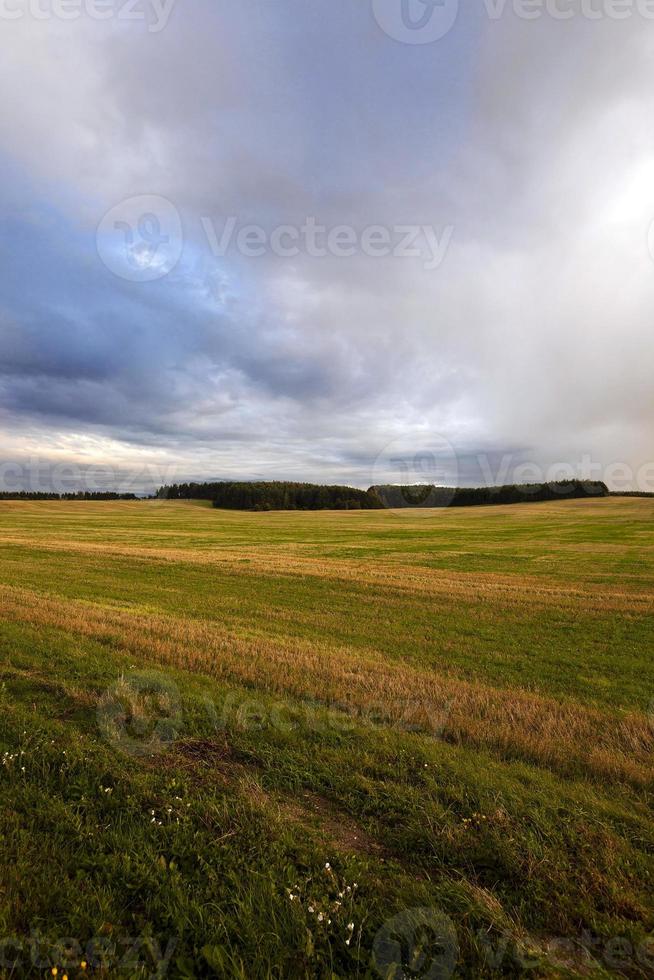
[0,2,652,491]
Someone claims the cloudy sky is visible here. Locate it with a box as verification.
[1,0,653,493]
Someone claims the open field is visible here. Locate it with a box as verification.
[0,497,653,978]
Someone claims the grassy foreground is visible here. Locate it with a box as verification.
[0,497,652,978]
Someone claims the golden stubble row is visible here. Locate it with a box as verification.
[2,534,654,614]
[0,583,651,789]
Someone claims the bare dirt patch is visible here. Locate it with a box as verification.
[275,789,384,857]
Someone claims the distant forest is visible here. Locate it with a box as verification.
[159,481,383,510]
[372,479,609,508]
[0,492,139,501]
[609,491,654,498]
[0,481,612,508]
[157,478,609,511]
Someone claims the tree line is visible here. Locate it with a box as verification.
[207,481,382,510]
[0,481,611,508]
[158,481,382,510]
[157,478,609,511]
[0,492,139,500]
[609,491,654,498]
[371,480,609,508]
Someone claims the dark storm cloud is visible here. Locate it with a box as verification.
[0,2,652,489]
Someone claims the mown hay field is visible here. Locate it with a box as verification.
[0,497,652,978]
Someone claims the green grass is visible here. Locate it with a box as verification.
[0,498,653,978]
